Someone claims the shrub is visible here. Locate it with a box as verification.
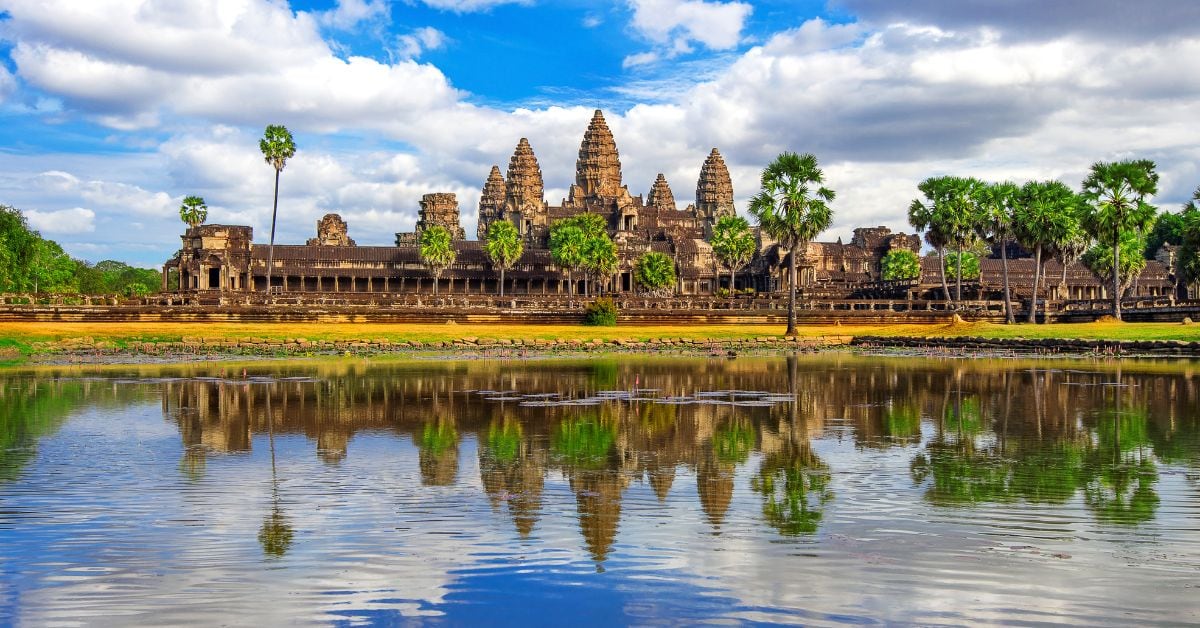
[633,251,676,296]
[881,249,921,281]
[584,297,617,326]
[943,251,980,280]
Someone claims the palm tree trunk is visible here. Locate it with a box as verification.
[1112,226,1122,320]
[265,168,280,293]
[499,268,505,296]
[433,273,439,295]
[787,246,798,337]
[1028,245,1042,324]
[1001,239,1013,324]
[937,247,951,303]
[955,245,963,303]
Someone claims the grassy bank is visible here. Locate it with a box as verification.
[0,319,1196,358]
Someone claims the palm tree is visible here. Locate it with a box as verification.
[910,176,981,304]
[179,195,208,229]
[1080,159,1159,320]
[1015,180,1081,323]
[259,125,296,293]
[710,214,755,296]
[1052,218,1089,301]
[748,152,835,337]
[582,235,618,295]
[549,223,586,295]
[974,181,1020,323]
[419,226,456,295]
[908,198,952,302]
[485,220,524,296]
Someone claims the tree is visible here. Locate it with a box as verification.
[179,195,208,228]
[880,249,920,281]
[942,251,980,282]
[634,251,676,296]
[29,239,78,293]
[710,215,755,296]
[1082,230,1148,298]
[1052,217,1089,300]
[419,226,456,295]
[1181,199,1200,294]
[0,205,39,293]
[1080,159,1159,320]
[549,223,586,295]
[748,152,835,337]
[975,181,1021,323]
[909,176,982,304]
[484,220,524,296]
[1014,180,1082,323]
[581,234,618,295]
[259,124,296,293]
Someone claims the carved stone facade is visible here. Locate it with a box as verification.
[504,138,548,241]
[476,166,506,239]
[417,193,466,240]
[307,213,355,247]
[692,148,735,230]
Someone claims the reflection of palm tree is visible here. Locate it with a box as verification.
[752,442,832,535]
[1084,406,1159,525]
[258,387,293,558]
[419,417,460,486]
[479,417,545,537]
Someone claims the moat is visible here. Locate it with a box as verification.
[1,355,1198,625]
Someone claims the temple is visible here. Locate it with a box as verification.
[163,109,1184,302]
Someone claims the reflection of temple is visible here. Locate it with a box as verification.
[160,357,1199,563]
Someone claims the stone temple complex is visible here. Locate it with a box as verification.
[163,109,1182,303]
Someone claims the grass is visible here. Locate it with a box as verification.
[0,319,1195,355]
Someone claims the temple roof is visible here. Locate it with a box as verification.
[505,138,544,212]
[574,109,623,200]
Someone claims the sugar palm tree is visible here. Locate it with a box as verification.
[419,226,456,295]
[549,223,586,295]
[748,152,835,337]
[179,195,208,229]
[1080,159,1159,320]
[1015,180,1081,323]
[582,235,618,295]
[710,214,755,296]
[974,181,1020,323]
[910,176,982,304]
[485,220,524,296]
[259,125,296,293]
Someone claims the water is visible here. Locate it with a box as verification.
[1,355,1198,625]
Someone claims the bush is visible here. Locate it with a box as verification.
[943,251,980,280]
[584,297,617,326]
[881,249,921,281]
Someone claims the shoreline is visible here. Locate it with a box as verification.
[12,333,1200,367]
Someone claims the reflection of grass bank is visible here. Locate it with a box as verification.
[0,320,1197,366]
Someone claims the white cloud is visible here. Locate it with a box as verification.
[418,0,531,13]
[626,0,753,56]
[317,0,390,30]
[395,27,447,59]
[25,207,96,234]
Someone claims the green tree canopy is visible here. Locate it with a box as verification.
[974,181,1021,322]
[710,214,755,294]
[880,249,920,281]
[418,225,456,295]
[748,152,835,336]
[633,251,676,295]
[1082,230,1148,297]
[485,220,524,296]
[943,251,980,281]
[549,223,587,294]
[1081,159,1159,320]
[909,176,983,302]
[1015,180,1083,323]
[581,234,618,294]
[179,195,208,228]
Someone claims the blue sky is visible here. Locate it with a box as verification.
[0,0,1198,267]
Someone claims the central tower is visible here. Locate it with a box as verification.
[570,109,623,203]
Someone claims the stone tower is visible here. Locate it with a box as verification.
[571,109,623,201]
[476,165,506,240]
[307,213,355,247]
[646,174,676,212]
[417,192,466,240]
[694,148,735,225]
[504,137,547,238]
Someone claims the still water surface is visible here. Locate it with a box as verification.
[1,355,1198,625]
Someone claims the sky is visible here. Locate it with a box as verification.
[0,0,1198,268]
